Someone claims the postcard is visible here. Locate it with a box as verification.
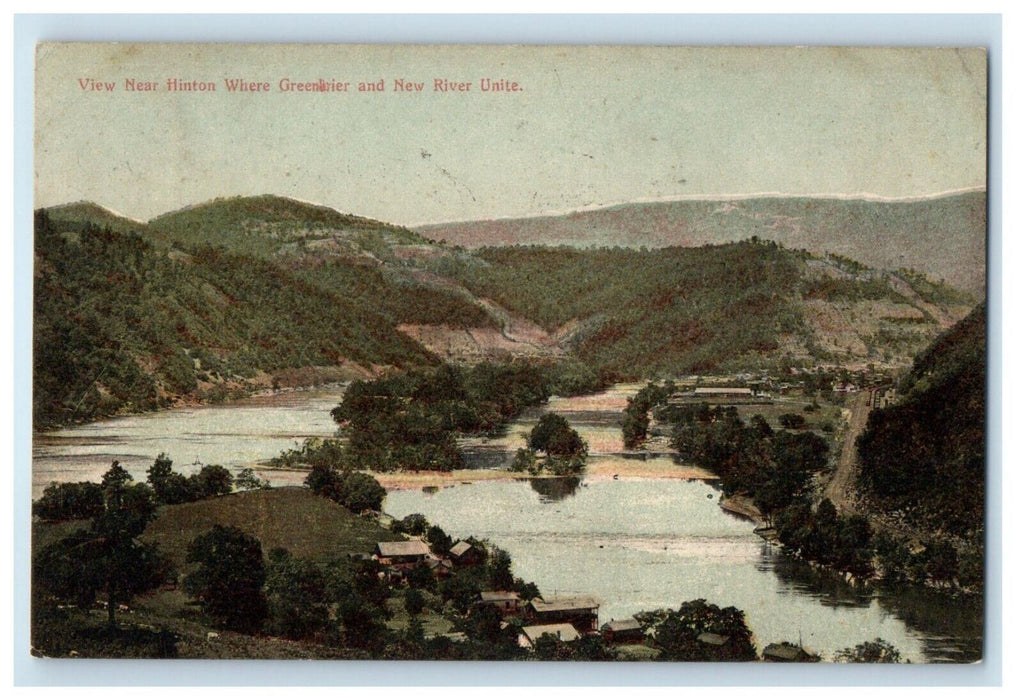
[31,43,987,664]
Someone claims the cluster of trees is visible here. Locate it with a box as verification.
[33,455,261,523]
[33,463,171,629]
[446,241,807,378]
[857,305,986,538]
[670,406,830,518]
[510,413,588,476]
[330,362,552,472]
[621,381,675,448]
[634,599,758,662]
[304,463,386,513]
[146,454,238,505]
[774,498,875,578]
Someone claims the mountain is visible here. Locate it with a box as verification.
[33,195,979,427]
[856,303,985,537]
[416,191,987,298]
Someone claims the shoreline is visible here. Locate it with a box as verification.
[373,460,718,491]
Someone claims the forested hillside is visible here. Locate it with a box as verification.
[856,304,986,537]
[34,195,978,428]
[418,191,987,297]
[33,211,448,427]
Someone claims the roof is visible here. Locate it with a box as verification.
[693,387,753,395]
[521,624,581,644]
[449,541,475,557]
[376,540,430,558]
[479,590,521,603]
[763,642,811,661]
[529,596,600,614]
[425,558,453,570]
[697,632,730,646]
[602,618,642,633]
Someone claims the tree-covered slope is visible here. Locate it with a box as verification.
[856,304,986,536]
[33,210,443,427]
[434,241,972,378]
[418,191,987,297]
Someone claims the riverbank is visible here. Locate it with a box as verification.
[373,459,717,491]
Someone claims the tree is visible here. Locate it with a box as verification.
[778,413,807,430]
[653,599,758,662]
[33,462,167,626]
[33,481,105,521]
[304,464,385,512]
[529,413,586,458]
[264,548,330,640]
[393,513,429,536]
[834,638,905,663]
[146,453,193,504]
[188,464,234,499]
[404,588,427,616]
[184,525,267,633]
[235,467,270,491]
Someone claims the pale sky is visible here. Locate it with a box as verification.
[35,44,988,226]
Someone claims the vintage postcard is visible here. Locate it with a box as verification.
[31,43,987,664]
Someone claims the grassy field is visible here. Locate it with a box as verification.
[32,487,405,658]
[141,486,401,569]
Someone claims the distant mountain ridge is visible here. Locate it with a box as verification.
[416,191,987,298]
[35,194,978,427]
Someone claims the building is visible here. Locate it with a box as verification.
[449,540,485,567]
[518,623,581,649]
[526,596,600,633]
[762,642,820,662]
[374,540,431,570]
[692,387,753,399]
[600,617,646,644]
[477,590,522,617]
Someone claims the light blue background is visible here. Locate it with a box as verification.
[12,12,1003,687]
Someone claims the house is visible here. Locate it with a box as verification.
[762,642,820,662]
[477,590,522,617]
[518,623,581,649]
[374,540,431,570]
[692,387,753,400]
[600,617,645,644]
[697,632,730,648]
[526,596,600,633]
[449,540,485,567]
[425,556,454,579]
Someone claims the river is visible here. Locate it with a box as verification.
[32,383,982,663]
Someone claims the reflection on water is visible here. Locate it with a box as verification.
[529,476,581,502]
[385,479,981,663]
[33,382,982,663]
[32,388,342,497]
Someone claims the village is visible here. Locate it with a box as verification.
[370,530,821,661]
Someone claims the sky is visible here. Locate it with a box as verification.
[34,44,988,226]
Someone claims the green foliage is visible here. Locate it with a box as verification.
[33,481,105,521]
[774,498,875,577]
[645,599,758,662]
[33,462,168,626]
[188,464,233,499]
[403,588,427,616]
[778,412,807,429]
[332,361,551,473]
[235,467,271,491]
[450,242,806,377]
[392,513,429,536]
[529,413,586,457]
[857,304,985,536]
[834,638,905,663]
[32,209,436,428]
[304,464,386,512]
[184,525,268,633]
[264,548,331,640]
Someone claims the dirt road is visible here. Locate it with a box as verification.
[824,390,873,513]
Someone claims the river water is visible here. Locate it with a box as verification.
[32,384,982,663]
